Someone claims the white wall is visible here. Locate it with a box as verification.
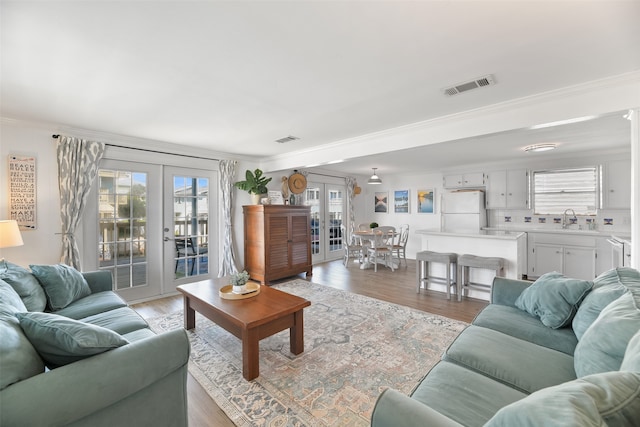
[358,171,444,260]
[0,118,259,274]
[0,119,62,266]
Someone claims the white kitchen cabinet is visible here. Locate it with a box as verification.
[602,159,631,209]
[528,233,597,281]
[443,172,484,188]
[485,169,529,209]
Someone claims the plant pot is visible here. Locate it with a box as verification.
[233,284,247,294]
[251,193,262,205]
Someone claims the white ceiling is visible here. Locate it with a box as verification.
[2,1,639,175]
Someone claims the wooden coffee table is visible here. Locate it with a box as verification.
[177,277,311,381]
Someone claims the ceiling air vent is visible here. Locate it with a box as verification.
[275,135,300,144]
[443,74,496,96]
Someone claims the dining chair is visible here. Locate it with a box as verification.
[392,224,410,267]
[340,224,363,267]
[366,226,396,272]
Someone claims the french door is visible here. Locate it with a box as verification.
[83,158,217,302]
[305,182,346,264]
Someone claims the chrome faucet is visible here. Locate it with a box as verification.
[562,209,577,229]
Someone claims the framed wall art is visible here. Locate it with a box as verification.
[394,190,409,213]
[374,191,388,213]
[417,189,435,214]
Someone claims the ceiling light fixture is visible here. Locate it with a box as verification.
[529,115,597,130]
[367,168,382,185]
[523,143,557,153]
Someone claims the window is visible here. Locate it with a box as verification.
[533,167,598,215]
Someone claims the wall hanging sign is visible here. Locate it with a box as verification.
[8,155,37,229]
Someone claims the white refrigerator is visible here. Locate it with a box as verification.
[441,190,487,233]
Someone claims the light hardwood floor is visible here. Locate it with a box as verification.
[132,258,489,427]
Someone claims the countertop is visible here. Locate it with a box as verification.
[482,226,631,240]
[416,229,526,241]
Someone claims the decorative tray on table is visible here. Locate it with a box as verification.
[219,282,261,300]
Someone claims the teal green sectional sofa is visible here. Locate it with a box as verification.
[371,267,640,427]
[0,262,190,426]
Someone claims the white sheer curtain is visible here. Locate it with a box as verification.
[218,159,239,276]
[56,135,105,269]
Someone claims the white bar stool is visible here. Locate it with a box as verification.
[416,250,458,300]
[457,254,504,301]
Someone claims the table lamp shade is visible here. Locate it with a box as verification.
[0,220,24,249]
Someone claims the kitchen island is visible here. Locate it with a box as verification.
[416,229,527,300]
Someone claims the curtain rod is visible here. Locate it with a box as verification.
[52,134,220,161]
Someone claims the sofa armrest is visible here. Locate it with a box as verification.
[490,277,533,307]
[82,270,113,294]
[371,388,464,427]
[0,329,189,427]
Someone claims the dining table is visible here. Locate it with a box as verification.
[353,228,398,270]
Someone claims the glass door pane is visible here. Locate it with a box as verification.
[172,176,210,279]
[98,170,148,291]
[305,182,345,264]
[164,166,217,291]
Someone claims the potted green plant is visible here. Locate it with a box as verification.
[369,222,379,229]
[234,169,273,204]
[230,270,250,293]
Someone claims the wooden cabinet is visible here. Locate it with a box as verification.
[443,172,484,189]
[602,159,631,209]
[528,232,596,280]
[243,205,312,284]
[485,169,529,209]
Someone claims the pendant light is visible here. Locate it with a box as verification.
[367,168,382,185]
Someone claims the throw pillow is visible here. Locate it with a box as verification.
[0,312,45,390]
[0,261,47,312]
[485,371,640,427]
[574,292,640,377]
[515,271,592,329]
[621,329,640,372]
[573,267,640,340]
[30,264,91,311]
[0,279,27,313]
[16,312,129,368]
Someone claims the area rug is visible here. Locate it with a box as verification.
[148,279,467,426]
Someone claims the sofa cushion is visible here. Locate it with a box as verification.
[15,311,129,368]
[473,304,578,355]
[0,261,47,312]
[30,264,91,311]
[574,291,640,377]
[573,267,640,340]
[0,311,45,390]
[621,330,640,372]
[485,371,640,427]
[53,291,127,320]
[443,325,576,394]
[122,328,157,342]
[411,361,527,427]
[515,271,592,329]
[79,306,149,335]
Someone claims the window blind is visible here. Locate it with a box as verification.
[533,167,598,215]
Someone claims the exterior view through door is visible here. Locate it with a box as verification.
[306,182,346,264]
